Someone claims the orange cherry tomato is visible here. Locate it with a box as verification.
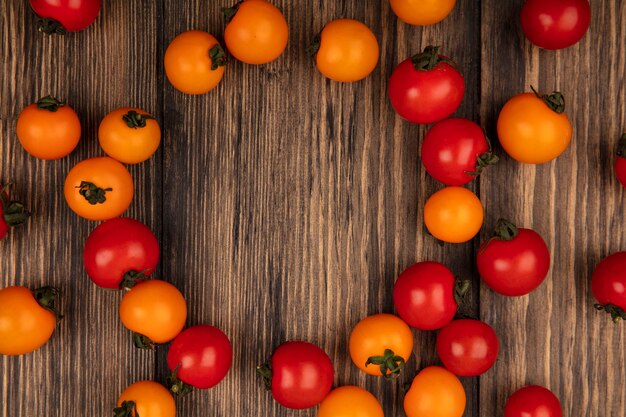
[16,96,81,160]
[115,380,176,417]
[404,366,466,417]
[164,30,226,95]
[318,386,383,417]
[389,0,457,26]
[119,280,187,347]
[64,157,134,221]
[98,108,161,164]
[311,19,379,82]
[497,90,572,164]
[349,313,413,378]
[424,186,483,243]
[0,286,59,355]
[224,0,288,65]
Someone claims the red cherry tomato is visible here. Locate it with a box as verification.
[167,325,232,392]
[258,341,334,409]
[393,261,466,330]
[616,133,626,188]
[29,0,101,33]
[436,319,499,376]
[591,252,626,322]
[83,218,159,289]
[388,46,464,125]
[477,219,550,296]
[520,0,591,50]
[421,118,498,185]
[505,385,562,417]
[0,184,30,241]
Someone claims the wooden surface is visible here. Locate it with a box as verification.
[0,1,624,416]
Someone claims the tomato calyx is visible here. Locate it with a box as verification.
[113,400,139,417]
[616,133,626,158]
[119,270,151,291]
[306,34,321,57]
[76,181,113,205]
[594,303,626,323]
[530,85,565,114]
[410,46,454,71]
[493,218,519,241]
[166,364,194,397]
[365,349,405,380]
[222,2,243,23]
[132,332,156,350]
[33,286,63,322]
[453,280,471,306]
[0,183,31,227]
[36,18,66,35]
[122,110,155,129]
[209,45,227,70]
[36,95,65,112]
[256,362,273,390]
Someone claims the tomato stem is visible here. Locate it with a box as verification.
[222,2,243,23]
[494,218,519,241]
[410,46,455,71]
[0,183,31,227]
[256,363,273,390]
[166,364,194,397]
[453,280,471,306]
[616,133,626,158]
[36,95,65,112]
[209,45,227,70]
[36,18,66,35]
[33,286,63,322]
[76,181,112,205]
[530,86,565,114]
[119,270,151,291]
[366,349,405,380]
[132,332,155,350]
[122,110,155,129]
[306,34,321,57]
[594,303,626,323]
[113,401,138,417]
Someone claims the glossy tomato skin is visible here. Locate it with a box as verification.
[424,187,484,243]
[477,224,551,296]
[389,0,457,26]
[520,0,591,50]
[318,386,383,417]
[421,118,495,185]
[314,19,379,82]
[83,218,159,289]
[393,262,458,330]
[224,0,288,65]
[616,134,626,188]
[388,50,464,124]
[116,381,176,417]
[591,252,626,321]
[167,325,232,389]
[29,0,101,32]
[0,286,57,355]
[266,341,334,409]
[98,108,161,164]
[436,319,499,377]
[165,31,226,95]
[504,385,562,417]
[404,366,466,417]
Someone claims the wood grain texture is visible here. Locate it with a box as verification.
[0,0,623,416]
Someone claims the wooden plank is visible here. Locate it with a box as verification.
[0,1,162,416]
[479,0,626,416]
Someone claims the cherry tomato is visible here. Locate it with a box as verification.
[421,118,498,185]
[115,380,176,417]
[0,286,60,355]
[389,0,457,26]
[29,0,100,33]
[497,88,572,164]
[258,341,334,409]
[388,46,464,125]
[477,219,551,296]
[310,19,379,82]
[83,218,159,289]
[504,385,562,417]
[393,262,465,330]
[167,325,232,393]
[616,133,626,188]
[424,186,483,243]
[223,0,288,65]
[318,386,383,417]
[164,31,226,95]
[0,184,30,241]
[591,252,626,322]
[64,157,134,221]
[98,108,161,164]
[349,313,413,378]
[16,96,81,160]
[404,366,466,417]
[520,0,591,50]
[436,319,499,376]
[119,280,187,348]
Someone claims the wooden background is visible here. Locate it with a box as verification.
[1,0,624,416]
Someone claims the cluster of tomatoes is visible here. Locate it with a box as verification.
[2,0,626,417]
